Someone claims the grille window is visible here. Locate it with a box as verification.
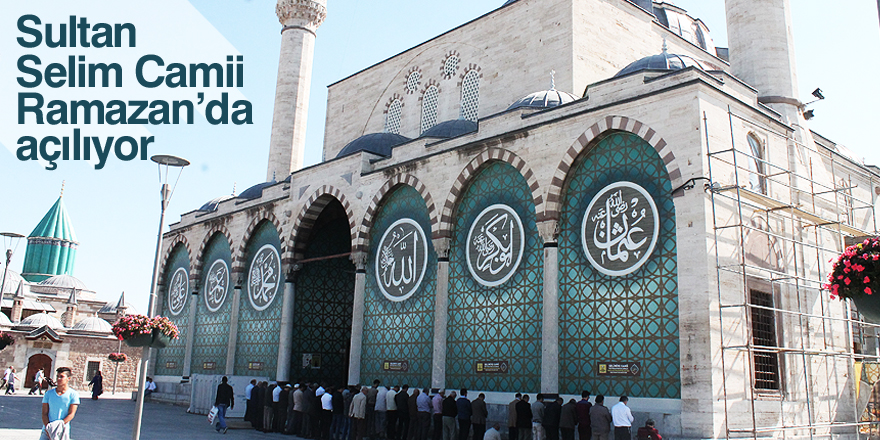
[750,289,780,391]
[460,70,480,122]
[444,55,459,78]
[86,361,101,382]
[406,71,421,93]
[385,99,402,134]
[421,86,439,134]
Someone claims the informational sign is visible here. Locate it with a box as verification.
[204,259,229,312]
[475,361,509,374]
[202,362,216,370]
[302,354,322,369]
[165,361,177,369]
[382,360,410,372]
[376,218,428,302]
[582,182,659,276]
[466,204,524,287]
[247,244,280,311]
[167,267,189,316]
[248,362,264,371]
[596,362,641,377]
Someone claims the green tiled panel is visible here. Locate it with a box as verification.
[191,234,233,375]
[155,244,191,376]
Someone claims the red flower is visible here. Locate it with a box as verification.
[845,278,851,285]
[866,287,873,295]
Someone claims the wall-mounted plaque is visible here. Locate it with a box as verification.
[248,362,264,371]
[167,267,189,315]
[376,218,428,302]
[466,204,524,287]
[382,360,410,372]
[596,362,641,377]
[248,244,281,311]
[582,182,659,276]
[475,361,509,374]
[302,354,322,369]
[165,362,177,369]
[202,362,216,370]
[204,259,229,312]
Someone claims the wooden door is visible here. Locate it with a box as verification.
[25,354,52,389]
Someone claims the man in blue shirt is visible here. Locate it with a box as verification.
[41,367,79,440]
[456,389,473,440]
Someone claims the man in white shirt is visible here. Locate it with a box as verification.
[245,379,256,424]
[485,423,503,440]
[610,396,633,440]
[145,377,157,397]
[1,365,11,389]
[321,386,334,440]
[375,384,388,438]
[386,385,399,440]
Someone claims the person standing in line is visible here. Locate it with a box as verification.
[589,395,612,440]
[542,397,561,440]
[407,388,420,440]
[395,384,411,440]
[287,383,298,434]
[610,397,633,440]
[5,367,19,394]
[432,389,445,440]
[508,393,522,440]
[30,368,45,395]
[351,386,369,440]
[367,380,380,440]
[88,370,103,400]
[376,382,389,439]
[441,390,458,440]
[636,419,661,440]
[213,376,235,434]
[292,383,306,435]
[531,394,545,440]
[575,392,592,440]
[332,386,347,440]
[40,367,79,440]
[321,384,334,440]
[471,393,488,440]
[416,387,432,440]
[303,383,316,438]
[516,395,533,440]
[343,385,355,440]
[277,384,291,433]
[264,383,277,433]
[244,379,256,424]
[387,385,400,440]
[484,423,502,440]
[559,398,578,440]
[456,389,472,440]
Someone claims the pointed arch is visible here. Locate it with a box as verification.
[234,213,283,275]
[545,116,683,222]
[290,185,356,261]
[354,174,438,253]
[158,234,192,285]
[437,147,543,239]
[193,225,233,281]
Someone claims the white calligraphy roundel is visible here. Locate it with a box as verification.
[204,259,229,313]
[247,244,281,311]
[375,218,428,302]
[581,181,659,277]
[167,267,189,316]
[466,204,525,287]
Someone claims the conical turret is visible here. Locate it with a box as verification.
[21,196,79,282]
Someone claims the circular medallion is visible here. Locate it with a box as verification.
[375,218,428,302]
[247,244,281,311]
[466,204,525,287]
[204,259,229,312]
[167,267,189,316]
[581,181,659,276]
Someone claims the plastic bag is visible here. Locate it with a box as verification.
[208,406,218,424]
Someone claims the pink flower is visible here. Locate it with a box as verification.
[866,277,871,284]
[867,287,873,295]
[845,278,851,285]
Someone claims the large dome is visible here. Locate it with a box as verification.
[508,89,579,111]
[614,51,707,78]
[69,316,112,335]
[0,269,25,295]
[336,133,411,159]
[0,312,11,326]
[38,274,89,290]
[16,312,65,330]
[198,195,235,212]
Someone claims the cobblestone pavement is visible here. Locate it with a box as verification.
[0,392,291,439]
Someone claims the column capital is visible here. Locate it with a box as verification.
[276,0,327,31]
[350,251,369,272]
[537,220,559,245]
[432,238,451,261]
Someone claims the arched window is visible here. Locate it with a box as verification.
[384,99,402,134]
[747,134,766,194]
[460,70,480,122]
[420,86,439,134]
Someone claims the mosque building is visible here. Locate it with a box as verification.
[152,0,879,436]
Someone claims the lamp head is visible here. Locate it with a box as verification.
[811,88,824,100]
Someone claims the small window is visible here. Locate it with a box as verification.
[385,99,403,134]
[443,55,459,78]
[750,289,780,391]
[747,134,767,194]
[85,361,101,382]
[460,70,480,122]
[406,71,421,94]
[421,86,439,134]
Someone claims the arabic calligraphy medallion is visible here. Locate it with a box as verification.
[466,204,525,287]
[248,244,281,311]
[581,181,659,276]
[167,267,189,316]
[204,259,229,312]
[376,218,428,302]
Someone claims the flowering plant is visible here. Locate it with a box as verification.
[108,352,128,362]
[824,238,880,300]
[0,331,13,350]
[112,314,180,340]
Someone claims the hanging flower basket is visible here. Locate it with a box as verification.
[113,315,180,348]
[825,237,880,322]
[108,352,128,362]
[0,332,13,351]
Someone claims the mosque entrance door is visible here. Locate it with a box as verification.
[290,199,355,386]
[25,353,52,389]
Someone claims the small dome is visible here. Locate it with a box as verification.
[614,51,707,78]
[419,120,478,139]
[238,182,276,201]
[502,0,518,5]
[508,89,579,111]
[0,312,11,326]
[39,274,88,291]
[198,195,235,212]
[336,133,411,159]
[1,269,25,295]
[17,312,65,330]
[69,316,112,334]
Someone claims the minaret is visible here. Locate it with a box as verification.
[266,0,328,181]
[21,186,79,282]
[11,281,25,323]
[63,288,78,328]
[116,291,128,321]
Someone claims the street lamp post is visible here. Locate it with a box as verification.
[0,232,25,299]
[131,154,190,440]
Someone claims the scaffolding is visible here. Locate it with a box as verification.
[705,106,880,439]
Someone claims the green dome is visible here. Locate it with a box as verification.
[21,197,79,282]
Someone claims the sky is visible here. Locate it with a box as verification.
[0,0,878,313]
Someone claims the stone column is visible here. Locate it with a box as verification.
[538,220,559,394]
[431,238,451,389]
[267,0,327,180]
[277,267,300,382]
[183,283,199,377]
[226,276,244,375]
[347,252,368,386]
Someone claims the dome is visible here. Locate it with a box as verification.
[614,51,707,78]
[198,195,235,212]
[238,181,276,201]
[69,316,112,334]
[336,133,411,159]
[38,274,89,291]
[0,269,25,295]
[508,89,579,111]
[16,312,65,330]
[0,312,11,326]
[419,120,478,139]
[502,0,518,5]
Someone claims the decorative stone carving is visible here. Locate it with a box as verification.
[432,238,451,261]
[276,0,327,30]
